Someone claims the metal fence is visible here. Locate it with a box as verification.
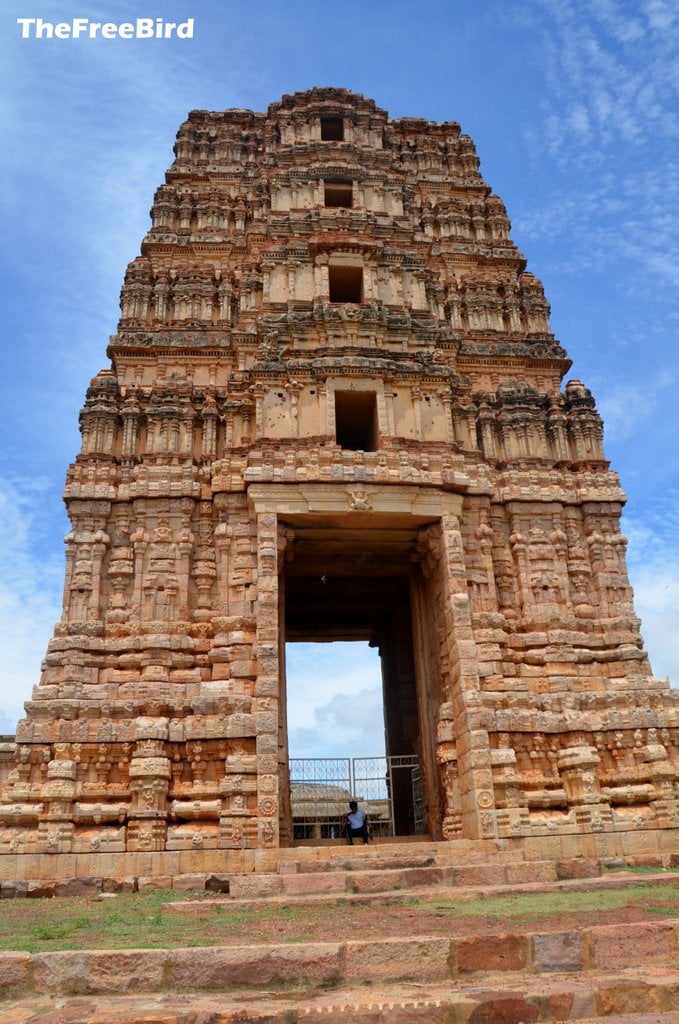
[289,755,424,839]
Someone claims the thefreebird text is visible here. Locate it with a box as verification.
[17,18,195,39]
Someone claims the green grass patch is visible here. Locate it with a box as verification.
[603,864,679,874]
[1,879,678,952]
[409,881,679,922]
[0,890,318,953]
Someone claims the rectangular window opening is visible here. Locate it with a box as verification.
[329,265,363,303]
[334,390,378,452]
[324,182,353,208]
[321,116,344,141]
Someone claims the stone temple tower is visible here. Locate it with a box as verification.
[2,87,678,872]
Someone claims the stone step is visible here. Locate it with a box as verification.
[4,971,679,1022]
[218,853,602,898]
[4,919,679,1000]
[285,836,524,868]
[160,873,660,924]
[165,867,679,919]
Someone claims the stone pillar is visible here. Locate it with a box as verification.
[127,719,171,852]
[39,749,77,853]
[438,387,455,444]
[254,512,280,849]
[437,515,497,840]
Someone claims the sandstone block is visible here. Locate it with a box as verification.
[0,953,31,995]
[505,861,557,884]
[555,857,600,879]
[1,880,28,899]
[455,933,529,973]
[400,866,453,888]
[102,876,137,893]
[590,921,677,969]
[228,874,283,897]
[169,943,342,989]
[596,979,674,1016]
[467,995,538,1023]
[32,949,166,994]
[344,937,450,981]
[172,873,206,891]
[454,864,505,887]
[137,874,173,891]
[54,876,102,898]
[27,880,56,898]
[532,930,583,972]
[347,869,403,893]
[627,854,664,868]
[283,873,345,895]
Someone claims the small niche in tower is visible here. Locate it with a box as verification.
[321,116,344,141]
[334,391,378,452]
[329,265,363,303]
[324,181,353,208]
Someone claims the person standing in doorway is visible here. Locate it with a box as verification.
[345,799,370,844]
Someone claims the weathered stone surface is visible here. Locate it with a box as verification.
[137,875,173,891]
[26,880,56,899]
[32,950,166,994]
[169,943,342,989]
[228,874,283,898]
[171,872,206,891]
[454,865,506,888]
[347,869,404,893]
[1,880,27,899]
[53,877,102,898]
[590,921,677,969]
[596,980,675,1016]
[282,872,344,895]
[467,995,539,1023]
[102,876,137,893]
[455,934,529,973]
[532,930,583,972]
[344,936,450,981]
[555,858,601,880]
[0,953,31,995]
[505,861,556,884]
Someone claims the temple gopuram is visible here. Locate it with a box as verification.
[2,88,677,880]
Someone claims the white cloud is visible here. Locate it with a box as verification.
[286,643,385,757]
[624,503,679,685]
[594,370,674,442]
[0,477,64,730]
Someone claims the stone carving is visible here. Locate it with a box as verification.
[0,88,675,864]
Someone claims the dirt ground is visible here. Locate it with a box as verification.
[169,891,679,945]
[2,880,679,951]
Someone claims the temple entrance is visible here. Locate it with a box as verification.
[278,515,443,844]
[288,754,424,840]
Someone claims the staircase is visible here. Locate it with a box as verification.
[3,840,679,1022]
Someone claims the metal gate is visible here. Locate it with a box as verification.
[289,755,424,839]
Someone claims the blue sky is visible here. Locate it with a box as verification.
[1,0,677,755]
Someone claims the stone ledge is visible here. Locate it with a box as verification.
[2,920,679,998]
[4,967,679,1021]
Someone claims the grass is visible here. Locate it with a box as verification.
[408,881,679,921]
[1,880,679,952]
[0,890,316,953]
[603,863,679,875]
